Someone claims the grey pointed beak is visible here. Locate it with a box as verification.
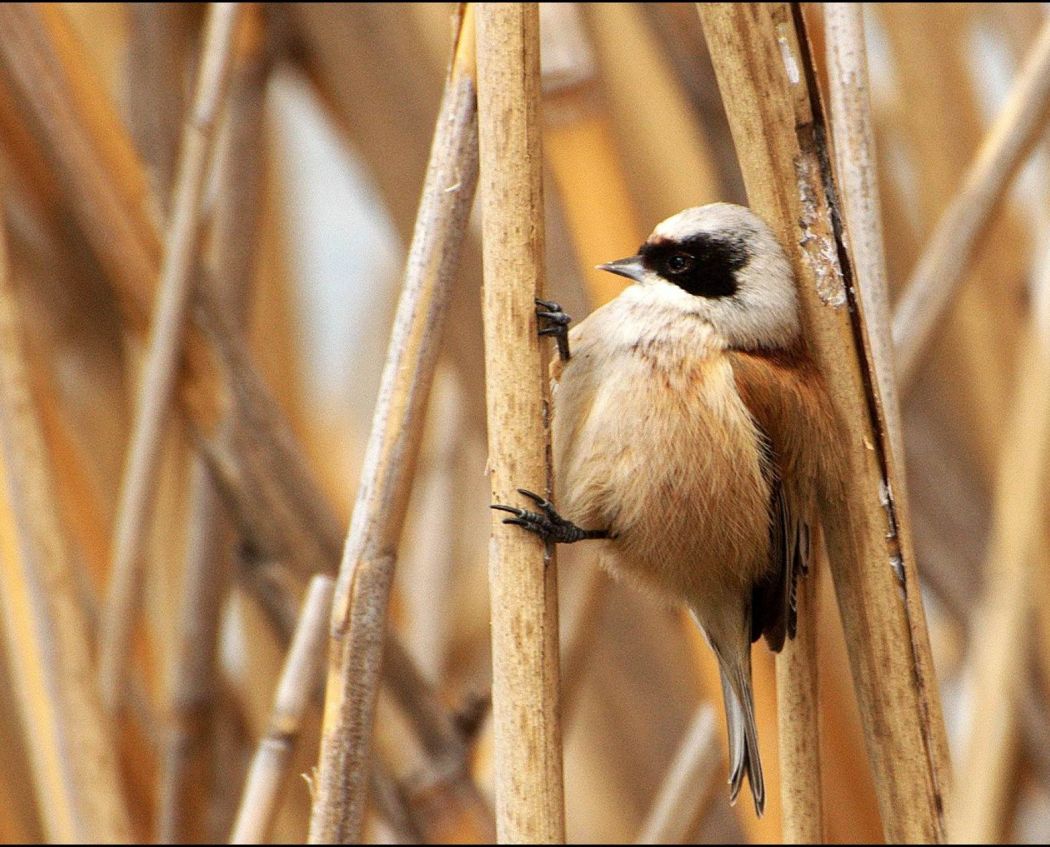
[596,255,646,282]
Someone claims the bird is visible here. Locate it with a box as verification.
[492,202,839,817]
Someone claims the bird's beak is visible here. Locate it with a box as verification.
[596,255,646,283]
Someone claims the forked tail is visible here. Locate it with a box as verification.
[717,650,764,817]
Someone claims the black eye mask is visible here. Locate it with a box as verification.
[639,234,750,299]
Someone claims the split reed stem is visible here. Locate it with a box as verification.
[698,4,950,840]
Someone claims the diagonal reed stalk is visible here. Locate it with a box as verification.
[158,15,269,841]
[307,7,484,841]
[476,4,565,842]
[98,1,244,713]
[946,248,1050,843]
[698,3,950,841]
[634,705,720,845]
[0,203,132,842]
[231,575,334,844]
[891,17,1050,385]
[0,5,494,839]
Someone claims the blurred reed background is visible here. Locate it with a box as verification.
[0,2,1047,843]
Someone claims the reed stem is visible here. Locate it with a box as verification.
[307,8,481,841]
[698,4,950,840]
[476,4,565,841]
[98,1,245,712]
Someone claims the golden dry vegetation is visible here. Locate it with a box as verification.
[0,2,1048,844]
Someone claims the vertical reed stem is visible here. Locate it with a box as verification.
[776,565,823,842]
[158,17,269,840]
[476,4,565,841]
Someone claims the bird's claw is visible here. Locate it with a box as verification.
[490,488,609,544]
[535,298,571,361]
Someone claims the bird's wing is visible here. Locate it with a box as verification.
[727,346,834,652]
[750,470,807,651]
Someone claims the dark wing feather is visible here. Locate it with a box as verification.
[728,346,830,653]
[748,426,808,653]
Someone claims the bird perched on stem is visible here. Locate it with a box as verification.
[493,203,839,816]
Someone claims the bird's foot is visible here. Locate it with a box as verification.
[491,488,610,544]
[535,299,571,361]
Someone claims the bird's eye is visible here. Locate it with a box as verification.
[666,252,694,274]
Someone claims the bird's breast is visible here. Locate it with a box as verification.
[552,306,772,607]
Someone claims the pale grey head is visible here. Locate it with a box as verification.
[598,203,802,351]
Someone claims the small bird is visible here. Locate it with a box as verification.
[493,203,838,816]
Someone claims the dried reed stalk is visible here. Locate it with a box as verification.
[476,4,565,841]
[0,209,131,842]
[892,17,1050,386]
[0,4,160,327]
[824,2,903,462]
[0,5,335,589]
[237,566,467,842]
[947,261,1050,842]
[158,17,269,841]
[811,562,882,842]
[582,3,725,220]
[98,1,244,712]
[775,567,823,843]
[881,8,1050,788]
[287,2,492,427]
[126,3,198,219]
[539,3,643,307]
[1,6,486,838]
[368,764,426,844]
[698,4,950,841]
[880,3,1027,488]
[307,8,481,841]
[231,575,334,843]
[634,705,720,844]
[768,7,892,840]
[195,310,493,841]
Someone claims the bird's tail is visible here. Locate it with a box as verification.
[717,648,765,817]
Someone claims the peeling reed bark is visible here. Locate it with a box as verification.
[698,4,950,841]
